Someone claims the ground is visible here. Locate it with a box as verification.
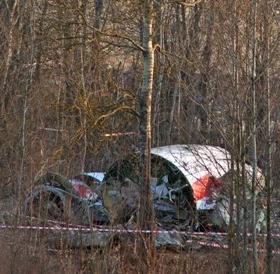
[0,195,279,273]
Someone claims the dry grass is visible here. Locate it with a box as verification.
[0,196,279,274]
[1,227,280,274]
[0,229,229,274]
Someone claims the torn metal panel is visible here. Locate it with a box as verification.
[151,145,231,185]
[24,172,109,225]
[70,179,99,201]
[82,172,105,183]
[155,232,184,249]
[151,145,264,210]
[48,230,112,248]
[151,145,231,211]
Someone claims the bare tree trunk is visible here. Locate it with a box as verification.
[153,0,164,147]
[95,0,103,29]
[264,0,272,272]
[232,1,242,270]
[137,0,155,272]
[19,0,36,215]
[228,146,235,273]
[241,121,248,273]
[198,3,214,142]
[251,0,258,272]
[188,2,202,60]
[2,0,19,113]
[168,74,179,144]
[79,0,87,173]
[265,40,272,274]
[34,0,48,82]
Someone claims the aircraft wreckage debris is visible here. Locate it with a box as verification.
[23,145,266,248]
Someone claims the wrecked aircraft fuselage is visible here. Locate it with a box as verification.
[24,144,265,241]
[24,172,109,225]
[103,144,265,231]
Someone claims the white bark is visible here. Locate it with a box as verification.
[138,0,155,272]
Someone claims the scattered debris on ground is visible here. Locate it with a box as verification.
[22,144,267,248]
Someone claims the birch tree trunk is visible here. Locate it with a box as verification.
[137,0,155,272]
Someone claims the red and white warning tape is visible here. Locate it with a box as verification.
[1,223,280,238]
[185,240,280,255]
[0,224,213,235]
[1,224,280,255]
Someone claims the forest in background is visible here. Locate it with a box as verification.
[0,0,280,273]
